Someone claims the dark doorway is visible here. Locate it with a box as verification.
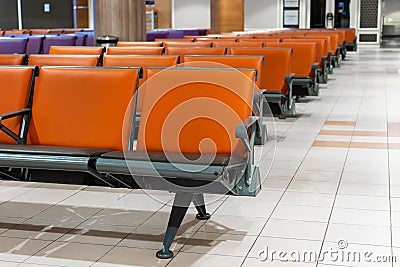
[334,0,350,28]
[310,0,326,28]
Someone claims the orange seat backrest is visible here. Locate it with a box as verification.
[28,55,99,67]
[291,36,329,57]
[344,29,356,43]
[29,29,50,34]
[28,67,140,150]
[49,46,104,56]
[265,42,316,77]
[212,42,263,54]
[165,47,226,60]
[107,47,164,55]
[0,66,35,144]
[196,37,237,42]
[117,42,162,47]
[283,39,325,66]
[230,48,292,95]
[155,38,193,43]
[139,68,255,158]
[0,54,25,65]
[183,55,263,87]
[103,55,179,84]
[238,38,281,44]
[164,42,212,48]
[306,33,338,54]
[103,55,178,113]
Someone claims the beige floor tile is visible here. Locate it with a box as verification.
[32,205,102,223]
[0,236,52,263]
[26,241,112,267]
[198,215,266,236]
[325,223,391,247]
[271,204,332,223]
[93,246,168,267]
[330,208,391,227]
[168,252,243,267]
[0,202,52,219]
[280,192,335,207]
[242,257,317,266]
[0,218,79,241]
[181,232,257,256]
[334,195,390,211]
[260,219,326,241]
[294,170,342,183]
[337,183,389,197]
[287,181,339,194]
[247,236,322,259]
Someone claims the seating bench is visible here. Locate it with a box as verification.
[107,46,164,55]
[266,42,319,97]
[0,54,27,65]
[0,66,261,260]
[230,47,295,117]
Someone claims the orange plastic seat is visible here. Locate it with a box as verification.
[103,54,178,89]
[165,47,226,60]
[49,46,104,56]
[117,42,162,47]
[28,67,140,150]
[155,38,193,43]
[0,54,26,65]
[0,66,36,144]
[230,48,292,95]
[212,42,263,55]
[265,42,317,78]
[164,42,212,48]
[140,67,255,157]
[282,38,326,68]
[28,55,99,67]
[29,29,51,34]
[183,55,263,88]
[107,47,164,55]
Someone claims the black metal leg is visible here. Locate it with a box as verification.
[193,193,211,220]
[156,192,193,259]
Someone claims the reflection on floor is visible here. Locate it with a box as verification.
[0,47,400,266]
[382,37,400,48]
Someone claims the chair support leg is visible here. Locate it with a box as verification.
[156,192,193,259]
[193,193,211,220]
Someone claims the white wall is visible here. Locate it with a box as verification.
[172,0,210,29]
[384,0,400,22]
[244,0,279,30]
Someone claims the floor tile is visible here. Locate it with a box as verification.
[260,219,327,241]
[167,253,243,267]
[0,237,51,263]
[198,215,266,236]
[280,192,335,207]
[334,195,390,211]
[330,208,390,227]
[271,204,332,223]
[26,241,113,267]
[181,232,257,257]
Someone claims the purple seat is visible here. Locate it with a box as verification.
[26,36,44,55]
[74,32,88,46]
[166,30,184,39]
[182,29,201,36]
[146,31,168,41]
[0,38,27,54]
[42,35,77,54]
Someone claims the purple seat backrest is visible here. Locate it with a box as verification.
[182,29,200,36]
[85,32,95,46]
[42,35,77,54]
[146,31,168,41]
[198,29,208,36]
[0,38,27,54]
[167,30,184,39]
[3,34,31,38]
[26,35,44,55]
[74,32,88,46]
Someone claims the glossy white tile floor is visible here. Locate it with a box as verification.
[1,47,400,266]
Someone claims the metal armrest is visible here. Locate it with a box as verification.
[0,108,31,122]
[284,73,295,109]
[0,108,31,143]
[235,116,258,152]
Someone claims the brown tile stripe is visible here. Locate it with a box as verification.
[324,120,356,126]
[313,141,350,148]
[388,123,400,137]
[319,130,387,137]
[313,141,400,150]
